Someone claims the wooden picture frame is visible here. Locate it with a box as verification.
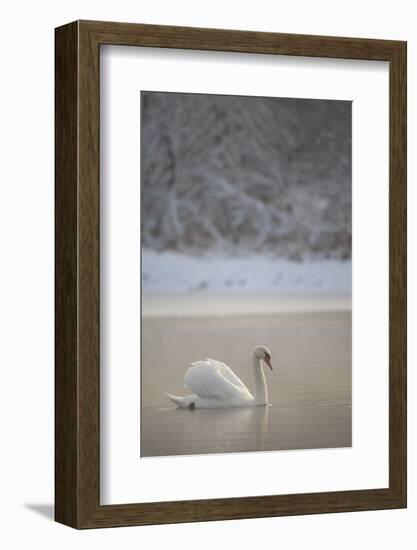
[55,20,407,529]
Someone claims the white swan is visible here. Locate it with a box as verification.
[166,346,273,409]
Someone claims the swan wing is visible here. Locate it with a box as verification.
[184,359,253,402]
[215,360,251,393]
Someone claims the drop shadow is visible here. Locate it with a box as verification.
[24,503,54,521]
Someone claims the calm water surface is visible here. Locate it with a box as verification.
[141,311,351,457]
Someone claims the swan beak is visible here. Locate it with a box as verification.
[264,356,273,370]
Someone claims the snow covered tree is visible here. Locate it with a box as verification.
[141,91,351,260]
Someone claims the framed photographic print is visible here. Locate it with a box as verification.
[55,20,406,528]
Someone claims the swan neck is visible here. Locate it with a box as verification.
[252,353,268,405]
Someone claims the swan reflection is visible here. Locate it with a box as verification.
[172,404,270,455]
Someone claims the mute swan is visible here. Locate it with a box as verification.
[166,346,273,409]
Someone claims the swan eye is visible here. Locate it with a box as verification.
[265,353,271,360]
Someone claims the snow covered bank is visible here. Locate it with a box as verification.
[142,249,351,296]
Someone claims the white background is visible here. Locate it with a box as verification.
[0,1,415,548]
[101,47,389,504]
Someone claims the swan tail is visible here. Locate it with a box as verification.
[165,392,195,409]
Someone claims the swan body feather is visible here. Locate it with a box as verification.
[166,347,272,409]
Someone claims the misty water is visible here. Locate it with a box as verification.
[140,311,351,458]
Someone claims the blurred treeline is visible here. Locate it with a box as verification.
[141,91,351,260]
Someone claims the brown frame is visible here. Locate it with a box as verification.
[55,20,407,529]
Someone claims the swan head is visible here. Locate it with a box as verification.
[254,346,273,370]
